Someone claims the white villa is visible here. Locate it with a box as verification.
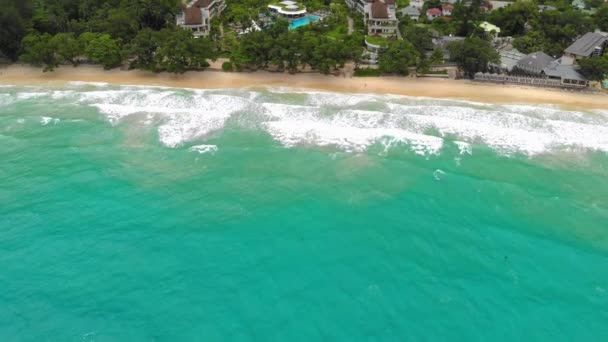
[268,1,307,18]
[346,0,399,37]
[177,0,226,37]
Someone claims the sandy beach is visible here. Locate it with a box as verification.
[1,64,607,110]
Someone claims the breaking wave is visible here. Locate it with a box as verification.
[1,83,607,156]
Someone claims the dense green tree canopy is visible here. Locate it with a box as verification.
[596,5,608,32]
[2,0,606,79]
[579,54,608,81]
[486,1,538,37]
[379,40,419,75]
[447,36,499,78]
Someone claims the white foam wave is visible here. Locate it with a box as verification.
[4,86,608,156]
[264,119,443,155]
[17,92,47,100]
[79,90,249,147]
[67,81,110,87]
[0,94,13,106]
[40,116,59,125]
[454,141,472,155]
[387,103,608,155]
[189,144,218,154]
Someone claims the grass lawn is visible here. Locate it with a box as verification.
[365,35,389,47]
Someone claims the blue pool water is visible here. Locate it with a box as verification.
[289,15,320,30]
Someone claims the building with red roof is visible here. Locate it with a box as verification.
[426,8,442,21]
[177,0,226,37]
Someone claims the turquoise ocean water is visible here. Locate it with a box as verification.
[1,83,607,340]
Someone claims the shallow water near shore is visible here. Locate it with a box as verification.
[1,84,608,340]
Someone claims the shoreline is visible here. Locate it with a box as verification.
[1,64,607,110]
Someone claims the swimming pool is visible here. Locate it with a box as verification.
[289,15,321,30]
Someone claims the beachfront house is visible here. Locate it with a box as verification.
[543,57,589,87]
[367,0,399,36]
[514,51,554,76]
[564,32,608,61]
[177,0,226,37]
[346,0,399,37]
[268,1,307,19]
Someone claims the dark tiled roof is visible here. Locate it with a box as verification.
[371,1,388,18]
[516,52,554,70]
[185,6,202,25]
[543,59,586,81]
[564,32,608,57]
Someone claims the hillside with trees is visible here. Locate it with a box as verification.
[1,0,607,79]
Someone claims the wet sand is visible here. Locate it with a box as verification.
[1,64,607,110]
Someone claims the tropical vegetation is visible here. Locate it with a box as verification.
[1,0,607,79]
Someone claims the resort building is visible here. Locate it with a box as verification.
[564,32,608,61]
[268,1,307,18]
[177,0,226,37]
[346,0,399,37]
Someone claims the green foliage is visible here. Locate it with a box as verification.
[578,55,608,81]
[449,0,483,37]
[585,0,604,9]
[353,68,382,77]
[103,8,139,43]
[84,34,122,69]
[447,36,499,78]
[222,61,234,71]
[50,33,81,65]
[429,48,444,65]
[486,1,538,37]
[513,9,594,56]
[129,28,217,73]
[596,5,608,32]
[231,18,351,74]
[401,25,433,55]
[365,35,389,47]
[0,0,32,61]
[128,28,161,70]
[378,40,419,75]
[20,33,59,71]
